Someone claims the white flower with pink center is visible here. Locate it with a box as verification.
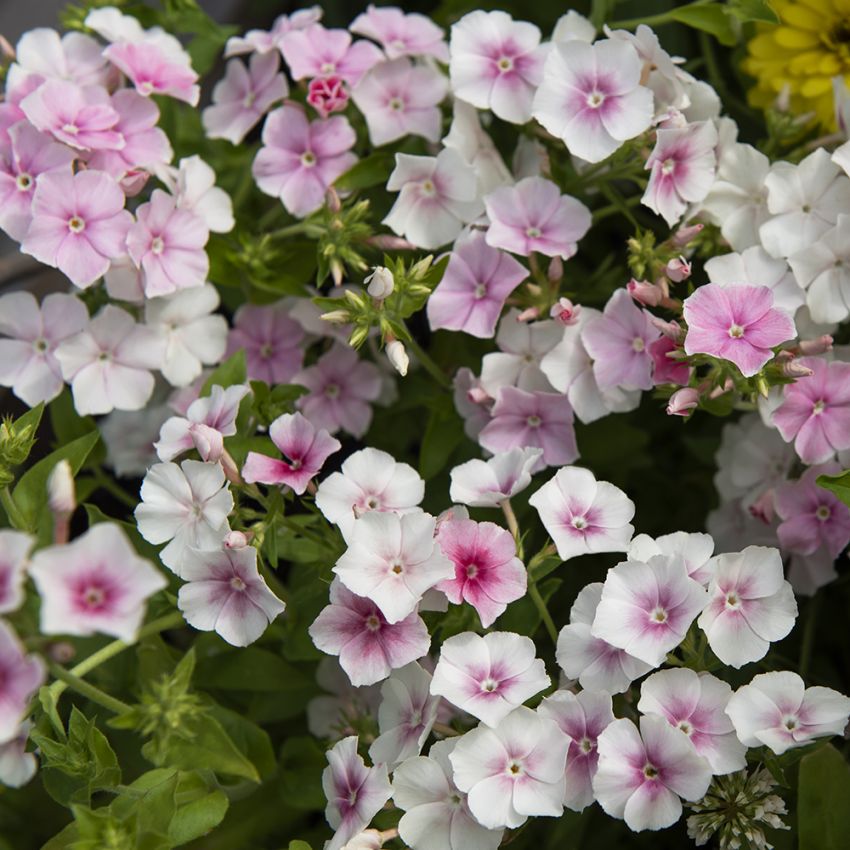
[637,668,746,775]
[449,705,569,829]
[0,622,44,745]
[29,522,166,642]
[528,465,635,562]
[628,531,715,586]
[593,715,712,832]
[449,447,542,508]
[0,531,33,615]
[225,8,322,57]
[0,721,37,788]
[697,546,797,669]
[350,5,448,61]
[430,631,549,728]
[726,671,850,755]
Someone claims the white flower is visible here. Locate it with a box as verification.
[365,266,394,299]
[158,155,234,233]
[449,447,541,507]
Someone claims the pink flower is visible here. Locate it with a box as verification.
[281,24,383,87]
[253,103,357,218]
[203,52,288,145]
[350,5,448,61]
[435,519,526,627]
[642,121,718,226]
[0,531,33,615]
[307,75,349,118]
[773,357,850,464]
[628,531,715,586]
[29,522,167,642]
[0,121,75,241]
[593,715,712,832]
[449,10,547,124]
[294,343,382,438]
[126,189,209,298]
[582,289,660,391]
[323,736,392,850]
[649,335,689,386]
[0,622,44,744]
[426,230,527,338]
[0,291,88,406]
[448,447,541,508]
[225,8,322,57]
[177,545,285,647]
[226,300,305,385]
[21,170,132,289]
[478,387,578,468]
[666,386,699,417]
[683,284,796,378]
[533,38,653,164]
[104,40,200,105]
[243,411,341,494]
[484,176,591,259]
[309,579,431,687]
[352,58,447,147]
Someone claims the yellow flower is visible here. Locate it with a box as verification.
[743,0,850,129]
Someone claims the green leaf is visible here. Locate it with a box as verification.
[49,390,95,445]
[288,842,313,850]
[279,736,326,810]
[670,2,737,46]
[817,470,850,509]
[13,402,44,441]
[334,152,395,192]
[725,0,780,23]
[798,744,850,849]
[168,789,228,846]
[194,647,313,694]
[208,705,276,780]
[202,350,247,394]
[419,401,464,480]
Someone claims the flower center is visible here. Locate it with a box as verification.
[632,337,645,352]
[259,343,273,359]
[390,562,404,575]
[320,62,336,74]
[33,338,48,353]
[497,56,514,72]
[301,151,317,168]
[230,576,246,591]
[816,504,832,521]
[421,179,436,196]
[643,763,659,779]
[364,614,381,632]
[678,720,692,735]
[526,226,541,238]
[474,283,487,299]
[650,606,668,623]
[783,715,799,731]
[98,351,111,362]
[728,323,745,339]
[68,216,85,234]
[81,585,106,610]
[389,96,404,111]
[526,414,541,428]
[586,91,605,108]
[725,591,740,608]
[571,515,588,530]
[151,236,165,255]
[481,677,499,693]
[466,563,479,579]
[15,173,33,192]
[812,399,826,415]
[138,80,155,95]
[507,761,523,775]
[365,496,380,510]
[325,383,340,398]
[579,737,593,754]
[661,158,676,175]
[62,123,79,136]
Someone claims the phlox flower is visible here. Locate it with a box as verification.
[453,367,492,440]
[135,460,233,575]
[725,671,850,755]
[557,582,653,694]
[537,689,615,811]
[309,579,431,687]
[449,705,569,829]
[649,334,690,387]
[592,555,708,667]
[449,10,547,124]
[393,739,504,850]
[243,411,341,494]
[430,631,549,728]
[0,622,44,745]
[350,5,448,61]
[628,531,715,586]
[164,156,235,235]
[224,8,322,56]
[203,52,288,145]
[449,447,541,508]
[253,103,357,218]
[0,531,33,614]
[787,548,839,598]
[528,465,635,561]
[55,304,164,416]
[307,657,381,740]
[307,76,349,118]
[683,284,795,378]
[593,715,712,832]
[100,404,171,479]
[435,519,527,627]
[533,38,653,164]
[322,736,392,850]
[552,11,596,43]
[21,169,133,289]
[637,669,747,775]
[29,522,166,642]
[0,291,87,406]
[697,546,797,669]
[484,177,591,259]
[177,544,285,647]
[280,24,383,87]
[773,357,850,464]
[0,722,37,788]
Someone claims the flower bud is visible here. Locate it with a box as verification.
[321,309,351,325]
[549,297,581,325]
[189,423,224,462]
[224,530,250,549]
[47,460,75,515]
[547,256,563,281]
[307,75,348,118]
[386,340,409,377]
[797,334,833,355]
[650,316,685,341]
[665,256,692,282]
[748,489,776,524]
[340,829,383,850]
[516,307,540,322]
[365,266,395,299]
[666,387,699,417]
[467,386,491,405]
[672,223,703,247]
[627,279,664,307]
[366,235,416,250]
[781,359,814,379]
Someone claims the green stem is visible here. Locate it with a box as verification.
[799,593,821,680]
[528,581,558,645]
[267,222,323,241]
[1,486,27,530]
[47,662,131,715]
[90,470,138,510]
[404,333,451,389]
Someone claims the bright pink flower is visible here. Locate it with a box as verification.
[0,622,44,745]
[203,52,288,145]
[294,343,382,438]
[683,283,796,378]
[426,230,527,338]
[649,335,689,386]
[243,412,341,494]
[21,169,132,289]
[126,189,209,297]
[104,40,200,105]
[435,519,526,627]
[281,24,383,87]
[478,386,578,468]
[773,357,850,464]
[253,103,357,218]
[0,531,33,615]
[484,177,591,259]
[309,579,431,687]
[350,5,448,61]
[306,75,349,118]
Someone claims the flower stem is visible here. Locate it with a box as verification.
[500,499,520,540]
[432,722,460,737]
[404,332,451,389]
[47,662,131,715]
[528,581,558,645]
[0,486,27,530]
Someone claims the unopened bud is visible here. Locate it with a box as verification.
[189,423,224,462]
[48,641,76,664]
[797,334,833,356]
[756,375,770,398]
[409,255,434,280]
[666,387,699,417]
[547,256,563,281]
[775,83,791,113]
[748,488,776,524]
[627,279,664,307]
[665,256,692,282]
[365,266,394,299]
[224,530,250,549]
[386,340,409,377]
[781,359,815,378]
[672,223,704,247]
[549,297,581,325]
[467,386,491,405]
[366,235,417,250]
[330,258,344,286]
[47,460,75,515]
[321,309,351,325]
[343,289,366,310]
[517,307,540,322]
[348,324,371,349]
[650,316,684,341]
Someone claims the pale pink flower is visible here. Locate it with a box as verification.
[0,622,44,744]
[253,103,357,218]
[163,155,234,234]
[726,671,850,755]
[538,689,615,811]
[533,39,653,164]
[592,555,709,666]
[29,522,166,642]
[426,230,527,339]
[294,343,382,438]
[628,532,715,587]
[281,24,383,87]
[528,465,635,561]
[0,531,33,615]
[103,40,200,105]
[430,631,549,728]
[322,736,392,850]
[177,544,285,647]
[787,548,838,598]
[449,706,569,829]
[449,447,541,508]
[683,284,795,378]
[484,177,591,259]
[697,546,797,668]
[21,170,132,289]
[203,52,288,145]
[449,10,547,124]
[225,8,322,57]
[0,291,87,406]
[308,657,381,740]
[309,579,431,687]
[0,721,37,787]
[453,366,492,440]
[307,75,349,118]
[637,669,746,775]
[593,715,712,832]
[350,5,448,61]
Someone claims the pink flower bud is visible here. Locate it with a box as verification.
[666,387,699,416]
[748,488,776,524]
[516,307,540,322]
[366,235,417,250]
[627,279,664,307]
[467,386,491,405]
[672,223,704,247]
[781,359,815,378]
[665,256,691,282]
[797,335,834,355]
[189,422,224,462]
[650,316,685,341]
[307,75,349,118]
[549,297,581,325]
[48,642,76,664]
[547,256,563,281]
[224,530,250,549]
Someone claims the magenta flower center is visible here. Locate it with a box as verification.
[325,383,340,399]
[15,173,33,192]
[243,91,256,108]
[728,323,745,339]
[586,91,605,109]
[68,216,86,234]
[661,158,676,175]
[526,226,541,238]
[816,505,831,521]
[62,123,79,136]
[421,179,436,196]
[33,339,48,353]
[643,763,659,779]
[364,613,381,632]
[466,563,479,579]
[138,80,156,95]
[725,591,740,609]
[474,283,487,299]
[571,516,588,530]
[783,715,799,730]
[677,720,693,735]
[80,584,107,611]
[390,562,404,575]
[259,343,274,358]
[579,736,594,753]
[320,62,336,74]
[481,677,498,692]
